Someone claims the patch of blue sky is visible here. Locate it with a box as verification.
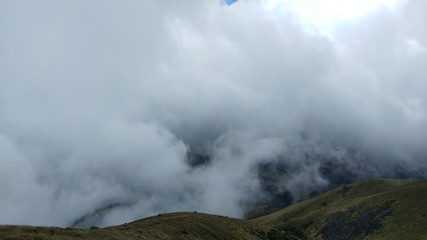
[224,0,237,6]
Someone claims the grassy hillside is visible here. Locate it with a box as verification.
[253,179,427,240]
[0,212,265,240]
[1,179,426,240]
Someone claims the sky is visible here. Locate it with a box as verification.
[0,0,426,227]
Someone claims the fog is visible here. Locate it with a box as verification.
[0,0,426,227]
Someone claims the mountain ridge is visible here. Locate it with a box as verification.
[1,178,426,240]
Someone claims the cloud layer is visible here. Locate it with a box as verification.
[0,0,426,227]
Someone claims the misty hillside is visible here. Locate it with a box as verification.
[1,179,426,240]
[1,0,427,227]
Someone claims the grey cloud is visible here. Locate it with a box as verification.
[0,0,426,227]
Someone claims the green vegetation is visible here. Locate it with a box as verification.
[1,179,426,239]
[253,179,427,240]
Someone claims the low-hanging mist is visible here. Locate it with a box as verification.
[0,0,426,227]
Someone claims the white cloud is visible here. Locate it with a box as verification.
[0,0,426,227]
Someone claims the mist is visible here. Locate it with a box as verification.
[0,0,426,227]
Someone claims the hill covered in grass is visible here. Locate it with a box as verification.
[252,179,427,240]
[0,212,264,240]
[1,179,426,240]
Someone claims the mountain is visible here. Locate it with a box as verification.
[252,179,427,239]
[1,179,426,240]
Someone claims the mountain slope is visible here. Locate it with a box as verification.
[0,213,263,240]
[252,179,427,240]
[1,179,426,240]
